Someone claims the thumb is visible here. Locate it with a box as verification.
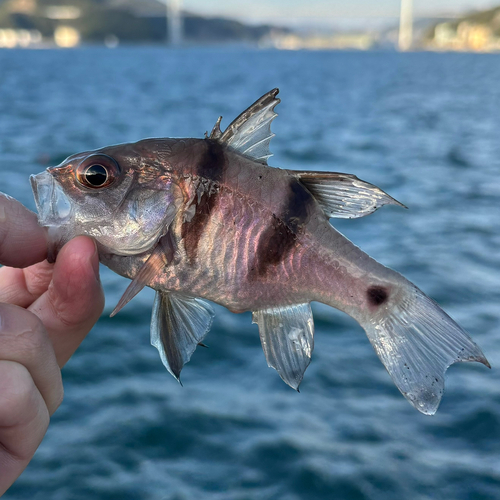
[28,236,104,367]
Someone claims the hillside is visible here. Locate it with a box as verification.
[0,0,289,45]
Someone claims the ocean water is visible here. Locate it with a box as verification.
[0,47,499,500]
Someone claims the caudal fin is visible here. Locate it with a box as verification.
[361,285,489,415]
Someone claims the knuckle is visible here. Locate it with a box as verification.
[47,283,79,329]
[24,262,53,297]
[47,267,104,329]
[0,361,37,426]
[17,325,46,354]
[0,304,48,358]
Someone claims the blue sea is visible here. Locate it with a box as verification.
[1,47,499,500]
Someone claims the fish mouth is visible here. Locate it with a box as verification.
[30,171,72,226]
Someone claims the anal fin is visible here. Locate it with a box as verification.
[151,292,215,381]
[252,303,314,391]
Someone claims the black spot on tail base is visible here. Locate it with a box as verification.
[367,286,389,306]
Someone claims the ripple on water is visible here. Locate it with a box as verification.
[2,48,500,500]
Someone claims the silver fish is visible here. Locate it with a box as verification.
[30,89,489,415]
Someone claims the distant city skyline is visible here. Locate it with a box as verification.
[180,0,500,29]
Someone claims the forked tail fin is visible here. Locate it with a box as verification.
[361,285,490,415]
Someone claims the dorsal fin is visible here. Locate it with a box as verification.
[211,88,280,165]
[293,171,406,219]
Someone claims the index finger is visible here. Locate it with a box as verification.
[0,193,47,268]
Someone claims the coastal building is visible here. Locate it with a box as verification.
[1,0,82,47]
[429,21,500,52]
[0,28,41,47]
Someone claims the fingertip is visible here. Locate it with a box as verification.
[58,236,97,262]
[56,236,100,283]
[0,194,48,268]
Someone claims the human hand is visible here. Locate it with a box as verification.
[0,193,104,496]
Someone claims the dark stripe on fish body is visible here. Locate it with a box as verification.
[285,179,313,231]
[181,139,226,262]
[196,139,225,182]
[253,177,314,276]
[253,214,296,276]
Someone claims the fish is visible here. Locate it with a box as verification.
[30,88,489,415]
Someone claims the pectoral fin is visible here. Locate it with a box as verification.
[151,291,215,381]
[215,88,280,164]
[294,171,406,219]
[110,232,176,317]
[252,303,314,391]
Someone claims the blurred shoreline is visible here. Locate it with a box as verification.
[3,0,500,52]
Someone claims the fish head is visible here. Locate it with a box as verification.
[31,140,182,259]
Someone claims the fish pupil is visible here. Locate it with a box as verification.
[85,164,108,186]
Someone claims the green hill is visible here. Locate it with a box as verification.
[0,0,288,44]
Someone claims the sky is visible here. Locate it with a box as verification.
[180,0,500,29]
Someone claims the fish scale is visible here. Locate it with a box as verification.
[30,88,489,414]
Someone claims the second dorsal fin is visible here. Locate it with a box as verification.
[211,88,280,165]
[293,171,406,219]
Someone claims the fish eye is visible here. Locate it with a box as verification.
[84,164,108,186]
[76,154,120,189]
